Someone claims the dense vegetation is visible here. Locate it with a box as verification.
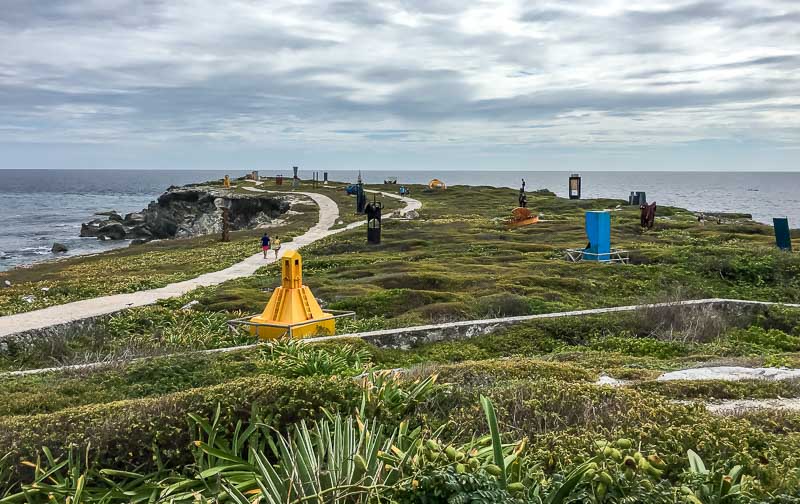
[1,180,799,502]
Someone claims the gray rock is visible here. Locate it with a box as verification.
[404,210,420,220]
[51,242,68,253]
[180,300,200,310]
[3,280,11,288]
[80,219,105,237]
[128,224,153,239]
[81,185,291,241]
[95,211,123,222]
[123,212,145,225]
[97,222,127,240]
[129,239,148,246]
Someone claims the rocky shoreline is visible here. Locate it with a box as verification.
[80,185,290,243]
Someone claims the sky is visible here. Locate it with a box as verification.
[1,0,799,171]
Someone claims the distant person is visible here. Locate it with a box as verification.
[272,236,282,259]
[261,233,270,259]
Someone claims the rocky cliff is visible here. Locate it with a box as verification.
[81,186,290,241]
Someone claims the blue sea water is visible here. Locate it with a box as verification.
[1,169,798,271]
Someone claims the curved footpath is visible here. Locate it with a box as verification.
[0,190,421,338]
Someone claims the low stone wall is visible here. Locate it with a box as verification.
[316,298,780,350]
[0,315,109,354]
[1,299,794,375]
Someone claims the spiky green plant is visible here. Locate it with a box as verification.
[263,338,373,377]
[682,449,746,504]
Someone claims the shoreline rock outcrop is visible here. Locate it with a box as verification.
[80,185,290,242]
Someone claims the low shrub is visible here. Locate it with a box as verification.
[0,374,360,471]
[757,305,800,335]
[413,379,800,490]
[725,327,800,354]
[474,292,533,317]
[335,315,390,333]
[588,335,693,359]
[635,379,800,400]
[105,305,253,350]
[413,341,492,363]
[262,338,372,377]
[328,288,456,318]
[431,359,596,388]
[0,352,264,417]
[411,301,473,322]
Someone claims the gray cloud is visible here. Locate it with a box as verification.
[324,0,391,25]
[0,0,798,159]
[622,1,730,26]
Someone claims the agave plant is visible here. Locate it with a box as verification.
[178,413,402,503]
[0,445,172,503]
[0,453,15,500]
[182,396,530,503]
[357,370,438,419]
[681,450,745,504]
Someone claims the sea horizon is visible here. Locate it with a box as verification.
[2,168,797,271]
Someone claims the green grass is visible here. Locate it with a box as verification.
[198,184,797,332]
[4,180,800,500]
[4,306,800,417]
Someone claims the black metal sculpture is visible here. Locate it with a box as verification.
[366,199,383,244]
[518,179,527,208]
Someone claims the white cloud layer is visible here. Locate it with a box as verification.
[1,0,799,169]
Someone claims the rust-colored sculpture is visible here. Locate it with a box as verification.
[640,202,657,229]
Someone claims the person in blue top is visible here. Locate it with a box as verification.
[261,233,271,259]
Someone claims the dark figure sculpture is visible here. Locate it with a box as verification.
[518,179,527,208]
[366,199,383,244]
[221,207,231,242]
[640,202,657,229]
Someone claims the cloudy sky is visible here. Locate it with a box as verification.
[1,0,799,171]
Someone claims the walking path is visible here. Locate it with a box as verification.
[0,190,421,338]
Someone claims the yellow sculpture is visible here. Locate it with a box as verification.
[223,175,231,188]
[249,250,335,340]
[428,178,446,190]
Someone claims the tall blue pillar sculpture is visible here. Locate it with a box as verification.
[584,211,611,261]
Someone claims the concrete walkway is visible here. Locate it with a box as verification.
[0,190,421,338]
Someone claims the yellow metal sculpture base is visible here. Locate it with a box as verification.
[249,250,335,340]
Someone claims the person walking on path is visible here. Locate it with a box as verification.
[261,233,271,259]
[272,236,282,259]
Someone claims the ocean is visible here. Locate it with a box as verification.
[1,169,797,271]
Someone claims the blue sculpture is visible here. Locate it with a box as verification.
[584,211,611,261]
[774,217,793,252]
